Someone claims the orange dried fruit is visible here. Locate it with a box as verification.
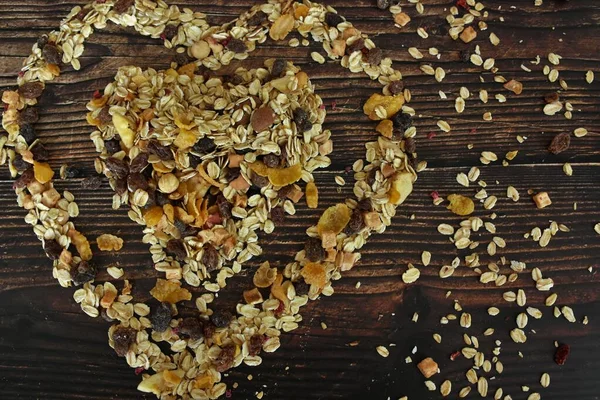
[270,273,289,307]
[447,194,475,216]
[177,63,196,78]
[305,181,318,208]
[68,229,92,261]
[317,204,351,236]
[97,234,124,251]
[173,129,198,149]
[253,261,277,288]
[248,161,269,177]
[363,93,405,120]
[193,374,215,390]
[300,262,327,289]
[144,206,164,227]
[295,71,308,89]
[376,119,393,138]
[269,14,295,41]
[150,278,192,304]
[294,4,309,19]
[33,161,54,184]
[267,163,302,186]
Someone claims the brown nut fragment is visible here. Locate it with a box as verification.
[376,119,393,138]
[363,93,405,121]
[532,192,552,209]
[504,79,523,95]
[253,261,277,288]
[243,288,264,305]
[447,194,475,216]
[97,234,124,251]
[417,357,439,378]
[460,26,477,43]
[388,171,414,205]
[251,106,275,132]
[331,39,346,57]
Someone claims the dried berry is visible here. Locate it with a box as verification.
[13,169,34,190]
[179,317,204,340]
[247,10,267,26]
[44,239,63,260]
[248,334,264,356]
[388,80,404,95]
[97,106,112,125]
[163,24,178,40]
[81,175,102,190]
[18,82,44,99]
[64,165,82,178]
[173,52,190,67]
[188,153,202,169]
[203,322,216,339]
[324,12,344,27]
[129,152,149,173]
[294,280,310,296]
[19,107,39,124]
[356,198,373,212]
[147,139,173,160]
[155,191,170,206]
[115,178,127,196]
[113,0,134,14]
[270,206,284,224]
[377,0,391,9]
[263,154,281,168]
[404,137,416,154]
[12,154,29,172]
[226,38,247,53]
[545,92,560,104]
[224,167,241,182]
[346,38,365,55]
[304,237,325,262]
[192,137,216,154]
[217,195,232,219]
[36,35,48,49]
[127,172,149,192]
[366,48,383,65]
[42,43,61,64]
[293,108,312,133]
[166,239,187,261]
[112,326,137,357]
[201,244,220,271]
[214,344,236,372]
[554,343,570,365]
[105,157,129,179]
[210,310,233,328]
[271,58,287,78]
[548,133,571,155]
[19,124,36,144]
[345,209,365,234]
[30,142,49,162]
[71,260,97,286]
[104,138,121,154]
[251,172,270,188]
[392,112,413,131]
[151,303,172,332]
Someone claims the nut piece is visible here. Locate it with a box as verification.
[389,171,414,205]
[460,27,477,43]
[243,288,264,304]
[253,261,277,288]
[533,192,552,209]
[417,357,439,378]
[394,12,411,27]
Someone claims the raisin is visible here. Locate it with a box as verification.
[210,310,233,328]
[548,133,570,155]
[404,137,416,154]
[277,185,293,199]
[19,124,36,144]
[42,43,61,65]
[356,198,373,212]
[13,169,35,190]
[459,50,470,63]
[130,152,149,173]
[113,0,135,14]
[105,157,129,179]
[247,11,267,26]
[188,153,202,169]
[248,335,264,356]
[163,24,178,40]
[392,112,413,131]
[151,303,172,332]
[81,175,102,190]
[294,280,310,296]
[30,142,49,162]
[554,343,570,365]
[114,178,127,195]
[201,244,220,271]
[173,51,190,67]
[97,106,112,125]
[366,169,376,186]
[19,107,39,124]
[155,191,170,206]
[270,206,284,224]
[345,209,365,235]
[324,12,344,27]
[203,322,216,339]
[545,92,559,104]
[192,137,216,154]
[12,154,29,172]
[263,154,281,168]
[179,317,204,340]
[36,35,48,49]
[214,344,236,372]
[217,195,232,219]
[271,58,287,78]
[225,168,241,182]
[346,38,365,55]
[71,260,97,286]
[226,38,247,53]
[127,172,148,192]
[293,108,312,133]
[44,239,63,260]
[147,139,173,160]
[377,0,391,9]
[304,237,325,262]
[18,82,44,99]
[366,48,383,65]
[251,173,269,188]
[112,326,137,357]
[166,239,187,261]
[104,138,121,154]
[388,80,404,95]
[64,165,83,178]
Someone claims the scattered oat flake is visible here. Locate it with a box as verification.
[437,120,451,132]
[376,345,390,358]
[107,266,124,279]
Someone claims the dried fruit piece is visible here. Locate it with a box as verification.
[269,14,295,41]
[548,133,570,154]
[174,129,198,149]
[112,113,135,148]
[179,317,204,340]
[243,288,263,304]
[267,163,302,186]
[248,334,264,356]
[68,229,92,261]
[18,82,44,99]
[44,239,63,260]
[138,370,185,395]
[504,79,523,95]
[251,106,275,132]
[211,310,233,328]
[533,192,552,209]
[447,194,475,216]
[363,93,405,120]
[389,172,414,205]
[151,302,172,332]
[317,204,351,236]
[304,237,325,262]
[253,261,277,288]
[144,206,164,226]
[97,234,124,251]
[554,343,570,365]
[33,161,54,184]
[201,243,220,271]
[376,119,393,138]
[300,262,327,289]
[150,278,192,304]
[112,326,137,357]
[270,273,289,307]
[305,181,318,208]
[213,344,236,372]
[417,357,439,378]
[71,260,96,285]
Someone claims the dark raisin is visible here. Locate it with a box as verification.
[224,168,241,182]
[545,92,559,104]
[192,137,216,154]
[270,206,284,224]
[179,317,204,340]
[36,35,48,49]
[247,11,267,26]
[105,157,129,179]
[248,334,264,356]
[346,38,365,55]
[251,173,269,188]
[408,156,418,170]
[226,38,247,53]
[173,51,190,67]
[130,152,149,173]
[127,172,148,192]
[459,50,470,63]
[366,48,383,65]
[113,0,135,14]
[104,139,121,154]
[548,133,570,155]
[71,261,97,286]
[366,169,376,186]
[388,80,404,95]
[114,178,127,195]
[211,310,233,328]
[271,59,287,78]
[404,137,416,154]
[30,142,49,162]
[345,209,365,235]
[377,0,391,9]
[97,106,112,125]
[163,24,178,40]
[19,124,36,144]
[293,108,312,133]
[214,344,236,372]
[217,195,233,219]
[166,239,187,261]
[203,322,216,339]
[42,43,61,65]
[263,154,281,168]
[554,343,570,365]
[147,139,173,160]
[188,153,202,169]
[151,303,172,332]
[112,326,137,357]
[294,280,310,296]
[324,12,344,27]
[391,112,413,131]
[64,165,83,178]
[155,191,170,206]
[12,154,29,172]
[277,185,293,199]
[81,175,102,190]
[356,198,373,212]
[18,82,44,100]
[19,107,39,124]
[44,239,63,260]
[304,237,325,262]
[13,169,35,190]
[201,244,220,271]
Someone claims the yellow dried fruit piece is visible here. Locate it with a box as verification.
[267,163,302,186]
[270,14,295,41]
[376,119,393,138]
[317,204,351,236]
[174,112,196,130]
[253,261,277,288]
[173,129,198,149]
[296,71,308,89]
[138,370,185,395]
[177,63,196,78]
[294,4,309,19]
[363,93,405,121]
[249,161,269,177]
[389,171,414,205]
[447,194,475,216]
[97,234,124,252]
[150,279,192,304]
[143,206,164,227]
[300,262,327,289]
[193,374,215,390]
[33,161,54,184]
[270,273,289,307]
[68,229,92,261]
[112,113,135,148]
[306,182,318,209]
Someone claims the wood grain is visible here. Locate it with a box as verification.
[1,0,599,399]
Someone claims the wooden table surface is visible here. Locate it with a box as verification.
[1,1,599,399]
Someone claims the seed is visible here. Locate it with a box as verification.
[563,163,573,176]
[376,345,389,357]
[489,32,500,45]
[484,328,494,336]
[433,333,442,344]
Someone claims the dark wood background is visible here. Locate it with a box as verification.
[1,1,599,399]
